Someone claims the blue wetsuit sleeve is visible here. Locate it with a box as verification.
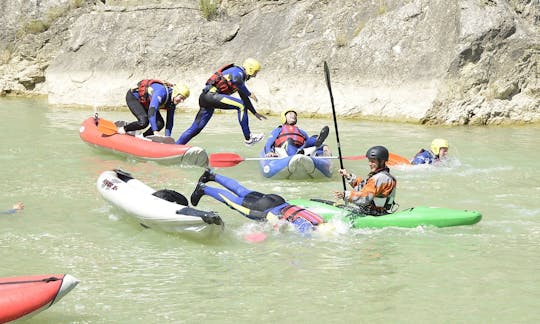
[231,68,257,115]
[264,127,281,153]
[165,106,175,136]
[148,84,168,131]
[297,128,310,149]
[411,149,433,165]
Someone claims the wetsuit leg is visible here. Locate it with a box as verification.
[214,174,252,197]
[124,90,150,132]
[283,139,299,156]
[304,136,318,147]
[176,107,214,144]
[205,92,251,140]
[202,186,243,205]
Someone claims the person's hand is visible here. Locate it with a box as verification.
[13,202,24,211]
[117,126,126,134]
[333,191,345,200]
[254,112,267,120]
[338,168,350,178]
[265,152,278,157]
[322,145,331,156]
[250,93,258,102]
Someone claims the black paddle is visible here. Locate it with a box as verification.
[324,61,346,192]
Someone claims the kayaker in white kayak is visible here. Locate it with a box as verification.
[411,138,449,165]
[190,169,324,233]
[1,202,24,214]
[333,145,397,216]
[263,109,331,157]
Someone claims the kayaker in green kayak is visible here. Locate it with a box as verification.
[333,145,397,216]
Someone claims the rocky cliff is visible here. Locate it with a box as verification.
[1,0,539,125]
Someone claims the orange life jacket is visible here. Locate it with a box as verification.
[274,125,306,147]
[205,63,238,94]
[137,79,173,108]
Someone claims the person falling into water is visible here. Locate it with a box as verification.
[190,169,324,233]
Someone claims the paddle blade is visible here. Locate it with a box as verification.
[387,153,411,166]
[209,153,245,168]
[97,118,118,136]
[340,153,409,165]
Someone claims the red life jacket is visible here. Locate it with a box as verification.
[137,79,172,108]
[274,125,306,147]
[280,205,323,225]
[206,63,238,94]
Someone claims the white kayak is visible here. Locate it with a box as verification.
[97,169,224,238]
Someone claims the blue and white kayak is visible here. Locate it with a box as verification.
[258,147,333,180]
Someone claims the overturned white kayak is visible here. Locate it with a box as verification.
[97,169,224,238]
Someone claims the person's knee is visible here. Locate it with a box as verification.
[136,120,149,128]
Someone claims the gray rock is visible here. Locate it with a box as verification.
[1,0,539,124]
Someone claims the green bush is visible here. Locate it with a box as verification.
[200,0,219,21]
[23,19,50,34]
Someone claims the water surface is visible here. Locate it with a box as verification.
[1,97,539,323]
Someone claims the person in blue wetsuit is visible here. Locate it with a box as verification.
[264,109,330,157]
[176,58,267,146]
[411,138,449,165]
[190,169,324,233]
[1,202,24,214]
[117,80,190,138]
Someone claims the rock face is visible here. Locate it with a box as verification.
[1,0,539,125]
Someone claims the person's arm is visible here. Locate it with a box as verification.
[148,84,168,132]
[264,128,281,156]
[234,71,266,120]
[1,202,24,214]
[164,106,175,137]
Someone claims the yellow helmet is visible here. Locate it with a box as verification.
[242,58,261,76]
[280,109,297,124]
[172,83,190,99]
[431,138,449,155]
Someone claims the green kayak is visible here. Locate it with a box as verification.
[287,199,482,229]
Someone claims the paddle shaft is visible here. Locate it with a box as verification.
[324,61,347,191]
[208,152,367,168]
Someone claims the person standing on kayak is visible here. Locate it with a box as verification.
[1,202,24,214]
[190,169,324,233]
[176,58,266,146]
[333,145,397,216]
[117,80,190,138]
[411,138,449,165]
[263,109,331,157]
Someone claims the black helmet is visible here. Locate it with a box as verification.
[366,146,389,161]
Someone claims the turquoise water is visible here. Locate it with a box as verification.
[1,97,539,323]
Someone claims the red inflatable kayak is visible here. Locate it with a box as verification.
[79,117,209,166]
[0,274,79,322]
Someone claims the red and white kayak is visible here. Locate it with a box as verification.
[0,274,79,323]
[79,117,209,167]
